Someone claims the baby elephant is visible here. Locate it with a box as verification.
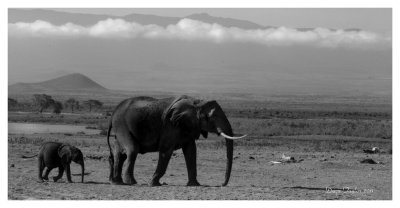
[36,142,85,183]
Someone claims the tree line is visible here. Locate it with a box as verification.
[8,94,103,114]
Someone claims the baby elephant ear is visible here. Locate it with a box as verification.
[58,145,72,164]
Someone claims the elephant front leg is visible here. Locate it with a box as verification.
[149,149,174,186]
[64,164,73,183]
[53,166,64,182]
[182,141,201,186]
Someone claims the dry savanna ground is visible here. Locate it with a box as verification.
[8,95,392,200]
[8,133,391,200]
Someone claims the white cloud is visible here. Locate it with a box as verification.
[9,18,391,49]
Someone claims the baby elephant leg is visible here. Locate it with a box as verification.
[64,164,73,183]
[43,167,53,181]
[53,166,64,182]
[37,156,45,182]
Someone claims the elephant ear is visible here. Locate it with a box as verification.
[162,95,187,123]
[163,96,198,128]
[169,103,197,128]
[197,100,221,137]
[58,144,72,164]
[198,100,219,115]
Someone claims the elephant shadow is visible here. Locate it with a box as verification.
[84,181,110,185]
[81,181,245,187]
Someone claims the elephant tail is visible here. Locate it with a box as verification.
[21,154,38,158]
[107,122,113,160]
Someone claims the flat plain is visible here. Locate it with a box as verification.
[8,93,392,200]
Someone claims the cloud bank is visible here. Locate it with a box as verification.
[9,18,391,49]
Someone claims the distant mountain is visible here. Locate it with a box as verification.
[8,9,112,26]
[9,9,362,32]
[8,9,268,30]
[9,73,106,94]
[122,13,179,27]
[185,13,269,29]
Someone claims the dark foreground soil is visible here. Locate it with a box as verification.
[8,133,391,200]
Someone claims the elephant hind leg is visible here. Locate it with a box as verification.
[111,143,126,185]
[37,156,45,182]
[111,153,125,185]
[118,153,127,180]
[43,167,53,181]
[108,155,114,182]
[123,146,139,185]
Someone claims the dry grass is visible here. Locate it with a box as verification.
[230,117,391,139]
[9,112,392,139]
[9,133,392,157]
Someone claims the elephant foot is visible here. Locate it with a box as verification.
[43,176,49,181]
[149,180,162,187]
[66,180,73,183]
[187,180,201,186]
[52,177,60,182]
[110,179,125,185]
[124,177,137,185]
[37,178,45,183]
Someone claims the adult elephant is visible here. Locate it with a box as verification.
[107,95,246,187]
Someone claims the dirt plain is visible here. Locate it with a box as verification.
[8,94,392,200]
[8,133,392,200]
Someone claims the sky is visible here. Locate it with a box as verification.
[8,8,392,96]
[50,8,392,34]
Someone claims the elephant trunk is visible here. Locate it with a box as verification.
[80,160,85,183]
[223,137,233,186]
[217,120,234,187]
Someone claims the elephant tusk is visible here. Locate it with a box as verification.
[220,132,247,140]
